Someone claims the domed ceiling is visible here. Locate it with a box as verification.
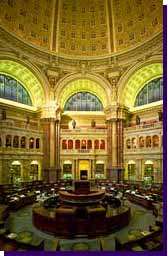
[0,0,162,57]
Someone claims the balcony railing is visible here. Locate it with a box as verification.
[124,147,162,153]
[61,128,107,134]
[0,120,42,132]
[0,147,43,154]
[61,149,106,154]
[124,121,162,132]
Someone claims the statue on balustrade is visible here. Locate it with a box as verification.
[72,119,76,129]
[2,109,6,120]
[91,119,96,128]
[26,116,30,124]
[158,111,163,122]
[136,115,140,125]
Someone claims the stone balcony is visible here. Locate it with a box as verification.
[124,121,162,133]
[61,128,107,135]
[0,147,43,155]
[0,120,42,132]
[124,147,162,154]
[60,149,107,155]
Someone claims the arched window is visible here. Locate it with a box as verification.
[135,77,163,107]
[146,136,151,147]
[36,138,40,149]
[100,140,105,149]
[95,140,99,149]
[81,140,86,149]
[132,138,137,148]
[126,139,131,149]
[75,140,80,149]
[29,137,34,149]
[87,140,92,149]
[6,135,11,147]
[68,140,73,149]
[64,92,103,111]
[21,136,26,148]
[153,135,159,147]
[13,136,19,148]
[139,136,144,148]
[62,140,67,150]
[0,74,32,106]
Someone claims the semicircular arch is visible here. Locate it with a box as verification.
[0,58,49,107]
[55,73,112,109]
[118,62,163,108]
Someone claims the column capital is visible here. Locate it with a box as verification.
[40,117,57,123]
[40,101,61,120]
[106,118,118,123]
[105,104,129,121]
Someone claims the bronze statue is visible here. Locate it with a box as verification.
[158,111,163,122]
[2,109,6,120]
[72,119,76,129]
[91,119,96,128]
[136,115,140,125]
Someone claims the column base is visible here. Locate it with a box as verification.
[43,167,61,182]
[106,168,124,183]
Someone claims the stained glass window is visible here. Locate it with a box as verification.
[64,92,103,111]
[0,74,32,106]
[135,77,163,107]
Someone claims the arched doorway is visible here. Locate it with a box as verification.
[11,161,22,184]
[62,160,73,179]
[95,160,105,179]
[79,160,89,180]
[30,160,40,181]
[127,160,136,181]
[144,160,154,185]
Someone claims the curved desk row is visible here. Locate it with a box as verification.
[126,193,153,209]
[32,205,131,237]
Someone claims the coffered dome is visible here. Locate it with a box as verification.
[0,0,162,58]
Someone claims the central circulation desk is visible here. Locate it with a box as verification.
[33,181,131,237]
[32,204,131,237]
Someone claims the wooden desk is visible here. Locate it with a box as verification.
[115,229,162,251]
[6,231,44,250]
[126,193,153,209]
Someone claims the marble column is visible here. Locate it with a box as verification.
[74,160,76,180]
[50,119,56,167]
[106,118,124,182]
[55,119,61,179]
[76,159,79,180]
[91,159,94,179]
[117,119,124,181]
[107,120,112,171]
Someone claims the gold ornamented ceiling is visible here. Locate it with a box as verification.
[0,0,162,57]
